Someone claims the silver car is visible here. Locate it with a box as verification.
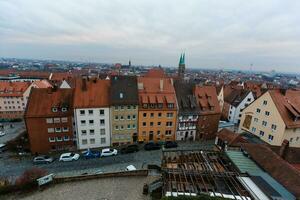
[33,155,54,164]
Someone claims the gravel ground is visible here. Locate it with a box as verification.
[4,176,160,200]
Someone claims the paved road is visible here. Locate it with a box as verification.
[0,121,25,144]
[0,140,214,180]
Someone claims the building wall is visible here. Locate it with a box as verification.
[138,110,177,143]
[176,114,197,141]
[197,113,221,140]
[283,128,300,147]
[110,105,138,146]
[26,116,74,154]
[239,92,287,146]
[229,92,254,125]
[74,107,111,149]
[217,87,224,111]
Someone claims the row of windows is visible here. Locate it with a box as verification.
[113,134,131,140]
[80,109,105,115]
[0,106,25,110]
[256,130,274,141]
[82,138,106,145]
[143,112,174,118]
[142,103,174,109]
[142,121,173,127]
[256,109,270,116]
[46,117,68,124]
[141,130,173,136]
[49,136,70,142]
[114,105,137,111]
[1,96,25,100]
[81,119,105,126]
[3,101,25,105]
[253,118,277,130]
[81,129,106,136]
[114,115,136,121]
[47,127,69,133]
[115,124,136,130]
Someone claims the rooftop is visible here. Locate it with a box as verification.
[194,85,221,115]
[0,81,31,97]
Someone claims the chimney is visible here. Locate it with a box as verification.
[93,78,97,83]
[82,78,87,91]
[120,92,123,99]
[280,88,287,95]
[279,139,289,159]
[138,82,144,90]
[160,79,164,92]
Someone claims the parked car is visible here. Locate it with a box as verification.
[0,131,5,137]
[59,153,80,162]
[100,148,117,157]
[0,143,7,153]
[33,155,54,164]
[126,165,137,171]
[144,142,161,151]
[120,144,139,154]
[164,141,178,149]
[83,149,101,159]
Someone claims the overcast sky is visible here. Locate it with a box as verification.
[1,0,300,72]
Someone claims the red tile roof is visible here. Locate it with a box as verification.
[194,85,221,114]
[73,78,110,108]
[242,143,300,198]
[144,68,166,78]
[32,80,52,88]
[269,89,300,128]
[25,88,74,117]
[0,82,31,97]
[217,128,248,146]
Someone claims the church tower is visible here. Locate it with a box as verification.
[178,53,185,78]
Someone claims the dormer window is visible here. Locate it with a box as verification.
[158,103,163,109]
[52,107,58,112]
[62,107,68,112]
[167,103,174,109]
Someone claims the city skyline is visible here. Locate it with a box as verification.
[1,0,300,72]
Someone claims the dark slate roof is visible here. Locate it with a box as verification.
[174,80,199,115]
[224,89,251,107]
[110,75,138,105]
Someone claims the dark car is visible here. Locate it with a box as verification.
[164,141,178,149]
[121,144,139,154]
[83,149,101,159]
[144,142,161,151]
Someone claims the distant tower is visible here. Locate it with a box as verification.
[178,53,186,78]
[129,60,131,67]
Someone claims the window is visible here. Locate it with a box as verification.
[290,138,293,142]
[157,130,161,135]
[150,122,154,126]
[142,131,146,136]
[256,108,261,113]
[157,122,161,126]
[80,110,85,115]
[158,103,163,109]
[47,128,54,133]
[81,130,87,135]
[133,105,136,109]
[142,104,148,109]
[127,124,131,129]
[120,106,124,110]
[62,127,69,132]
[296,137,299,141]
[142,122,146,127]
[53,118,60,123]
[263,100,267,105]
[89,120,94,125]
[115,126,119,130]
[56,137,62,142]
[55,127,61,133]
[167,113,173,118]
[90,138,95,144]
[271,124,277,130]
[49,137,55,142]
[150,113,154,118]
[259,130,264,136]
[88,110,93,115]
[268,134,274,141]
[132,124,136,129]
[100,119,105,125]
[82,139,88,145]
[247,98,251,102]
[114,115,119,120]
[100,129,105,135]
[167,103,174,109]
[81,120,86,125]
[265,111,270,116]
[251,127,256,132]
[89,129,95,135]
[158,113,162,117]
[46,118,53,124]
[143,113,147,117]
[254,118,258,123]
[64,136,70,141]
[127,105,131,110]
[165,130,172,135]
[52,107,58,112]
[127,115,131,120]
[262,121,267,127]
[132,115,136,120]
[166,122,173,127]
[120,115,124,120]
[101,137,106,144]
[62,107,68,112]
[61,117,68,123]
[120,125,124,130]
[100,109,104,115]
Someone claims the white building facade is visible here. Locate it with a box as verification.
[74,107,111,149]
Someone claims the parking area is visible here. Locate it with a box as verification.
[0,121,25,144]
[0,140,215,180]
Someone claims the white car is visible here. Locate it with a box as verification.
[0,131,5,137]
[59,153,80,162]
[101,148,117,157]
[126,165,137,171]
